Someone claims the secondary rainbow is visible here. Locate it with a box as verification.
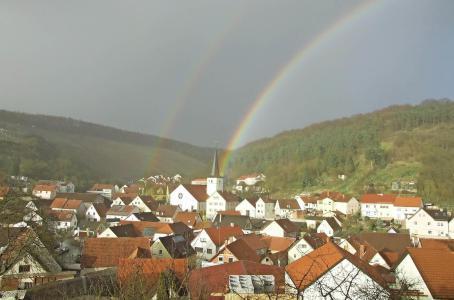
[221,0,384,173]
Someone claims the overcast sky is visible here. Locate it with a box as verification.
[1,0,454,147]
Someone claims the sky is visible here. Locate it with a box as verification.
[1,0,454,148]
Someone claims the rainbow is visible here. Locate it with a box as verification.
[221,0,385,173]
[147,10,247,173]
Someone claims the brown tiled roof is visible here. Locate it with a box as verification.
[274,219,299,233]
[57,193,105,203]
[205,226,244,246]
[182,184,209,202]
[317,191,352,203]
[261,236,296,253]
[419,239,454,251]
[355,232,411,254]
[394,196,422,207]
[188,261,284,299]
[324,217,342,232]
[110,224,138,237]
[174,212,201,227]
[156,204,179,218]
[107,205,137,216]
[286,242,387,291]
[50,198,82,210]
[303,233,329,249]
[224,239,261,262]
[299,195,317,204]
[119,221,191,236]
[406,248,454,298]
[219,192,241,203]
[277,199,301,210]
[33,184,56,192]
[117,258,188,286]
[217,210,241,216]
[93,203,109,218]
[48,210,75,222]
[81,237,151,268]
[130,212,159,222]
[193,220,212,230]
[237,234,267,252]
[360,194,396,204]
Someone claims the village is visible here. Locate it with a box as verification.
[0,150,452,299]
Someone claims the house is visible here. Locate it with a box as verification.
[395,247,454,299]
[111,194,158,213]
[261,236,296,254]
[296,194,318,211]
[32,184,57,200]
[50,198,84,215]
[84,203,109,222]
[190,226,243,261]
[87,183,116,199]
[0,227,62,291]
[234,173,266,193]
[125,212,160,222]
[0,186,10,200]
[117,220,193,241]
[174,211,202,228]
[48,210,77,231]
[151,235,195,259]
[106,205,139,223]
[80,237,151,273]
[56,192,108,205]
[212,214,254,233]
[349,232,412,270]
[98,223,138,238]
[206,191,241,220]
[155,204,181,223]
[210,237,266,265]
[274,199,302,219]
[261,219,299,238]
[235,196,276,219]
[285,242,389,299]
[360,194,396,219]
[36,180,75,193]
[317,217,342,237]
[288,233,329,264]
[313,191,360,215]
[406,207,452,239]
[188,261,284,299]
[393,196,423,221]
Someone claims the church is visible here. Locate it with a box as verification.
[169,149,240,219]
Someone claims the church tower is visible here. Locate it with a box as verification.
[206,149,224,195]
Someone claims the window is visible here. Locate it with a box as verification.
[195,247,203,253]
[229,257,234,263]
[218,256,223,262]
[207,248,212,254]
[158,249,163,255]
[428,222,431,226]
[19,265,31,273]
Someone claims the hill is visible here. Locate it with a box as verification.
[227,99,454,207]
[0,110,214,190]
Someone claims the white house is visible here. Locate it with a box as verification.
[32,185,57,200]
[393,196,423,221]
[235,198,256,218]
[206,191,240,220]
[170,184,208,212]
[87,183,116,199]
[296,195,317,210]
[317,218,342,237]
[287,233,328,264]
[234,173,266,193]
[112,194,157,213]
[406,208,451,239]
[235,197,275,219]
[286,242,389,299]
[274,199,302,219]
[48,211,77,231]
[360,194,396,219]
[84,203,104,222]
[261,219,299,238]
[190,226,243,261]
[395,248,454,299]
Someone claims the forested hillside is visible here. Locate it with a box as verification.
[0,110,213,190]
[227,99,454,207]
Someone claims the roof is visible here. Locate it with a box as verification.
[119,220,191,236]
[81,237,151,268]
[158,235,196,258]
[156,204,179,218]
[423,208,451,221]
[286,242,387,291]
[360,194,396,204]
[303,233,329,249]
[33,184,56,192]
[277,199,301,210]
[50,198,82,210]
[48,210,75,222]
[117,258,188,286]
[217,210,241,216]
[181,184,209,202]
[107,205,137,216]
[393,196,422,207]
[354,232,411,254]
[317,191,352,203]
[237,234,267,251]
[205,226,244,246]
[237,173,263,180]
[174,212,201,227]
[92,203,109,218]
[323,217,342,232]
[56,192,106,203]
[223,239,261,263]
[212,214,252,230]
[406,248,454,298]
[261,236,295,253]
[419,238,454,251]
[188,261,284,299]
[299,195,318,204]
[131,212,159,222]
[211,149,221,177]
[218,192,241,203]
[274,219,299,233]
[109,224,138,237]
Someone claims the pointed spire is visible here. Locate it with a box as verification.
[211,148,220,177]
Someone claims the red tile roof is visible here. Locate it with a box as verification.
[50,198,82,210]
[407,248,454,298]
[277,199,301,210]
[393,196,422,207]
[286,242,387,291]
[261,236,296,253]
[188,261,284,299]
[33,184,56,192]
[182,184,209,202]
[274,219,299,233]
[174,212,201,227]
[360,194,396,204]
[81,237,151,268]
[317,191,352,203]
[217,210,241,216]
[205,226,244,246]
[48,210,75,222]
[419,239,454,251]
[90,183,114,191]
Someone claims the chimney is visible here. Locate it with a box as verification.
[230,222,234,227]
[359,244,366,259]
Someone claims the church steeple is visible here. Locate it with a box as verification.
[207,148,223,195]
[211,149,220,177]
